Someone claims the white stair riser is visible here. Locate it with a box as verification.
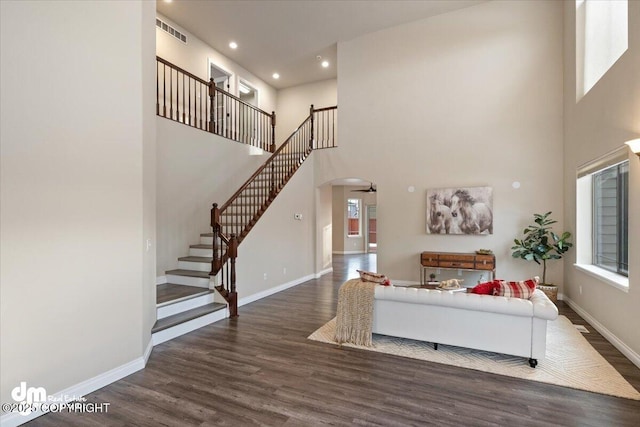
[178,260,211,272]
[200,235,213,245]
[189,247,212,257]
[157,293,215,319]
[152,310,227,346]
[166,274,210,287]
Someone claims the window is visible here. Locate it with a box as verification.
[592,161,629,276]
[347,199,361,236]
[576,0,628,100]
[576,148,630,290]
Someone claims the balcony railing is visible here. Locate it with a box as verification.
[156,56,275,152]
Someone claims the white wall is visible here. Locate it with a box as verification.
[275,79,338,144]
[0,0,154,406]
[156,13,276,115]
[563,1,640,362]
[156,119,266,275]
[316,0,564,283]
[235,159,317,297]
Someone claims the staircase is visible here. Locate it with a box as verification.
[152,233,226,345]
[153,56,338,342]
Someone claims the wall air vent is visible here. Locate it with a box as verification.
[156,18,187,44]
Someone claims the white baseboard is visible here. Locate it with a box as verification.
[143,339,153,364]
[156,276,167,285]
[563,296,640,369]
[0,353,147,427]
[238,274,315,307]
[332,250,365,255]
[315,267,333,278]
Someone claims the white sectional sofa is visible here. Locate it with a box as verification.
[371,286,558,367]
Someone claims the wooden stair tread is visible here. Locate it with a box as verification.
[156,283,213,305]
[152,302,226,333]
[178,256,213,263]
[190,244,212,249]
[165,269,210,278]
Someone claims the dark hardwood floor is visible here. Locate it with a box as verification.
[28,254,640,426]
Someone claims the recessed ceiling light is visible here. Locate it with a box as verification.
[321,60,329,68]
[272,73,280,79]
[229,41,238,49]
[164,0,172,3]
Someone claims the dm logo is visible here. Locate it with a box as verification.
[11,382,47,415]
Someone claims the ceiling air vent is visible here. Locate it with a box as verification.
[156,18,187,44]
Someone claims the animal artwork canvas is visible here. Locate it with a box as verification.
[426,186,493,235]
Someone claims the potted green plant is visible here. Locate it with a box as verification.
[511,212,572,289]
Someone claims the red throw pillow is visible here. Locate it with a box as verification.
[471,280,501,295]
[495,277,539,299]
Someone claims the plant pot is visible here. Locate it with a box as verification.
[537,283,558,303]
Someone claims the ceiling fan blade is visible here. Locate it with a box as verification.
[351,183,376,193]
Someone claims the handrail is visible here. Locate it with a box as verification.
[212,85,273,118]
[220,116,312,212]
[156,56,275,152]
[157,56,208,85]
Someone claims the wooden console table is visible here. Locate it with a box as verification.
[420,251,495,284]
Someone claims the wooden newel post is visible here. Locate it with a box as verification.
[210,203,221,274]
[270,111,276,153]
[208,78,215,133]
[228,233,239,317]
[309,104,314,150]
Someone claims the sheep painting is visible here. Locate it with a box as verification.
[426,186,493,235]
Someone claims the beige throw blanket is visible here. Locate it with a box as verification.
[334,279,377,347]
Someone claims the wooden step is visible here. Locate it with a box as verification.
[190,244,212,249]
[156,283,212,306]
[178,255,213,263]
[178,255,213,272]
[165,269,209,278]
[152,302,226,333]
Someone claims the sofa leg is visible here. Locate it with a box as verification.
[433,343,438,350]
[528,358,538,368]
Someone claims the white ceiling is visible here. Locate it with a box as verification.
[157,0,486,90]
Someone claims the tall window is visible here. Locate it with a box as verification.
[592,161,629,276]
[576,149,629,289]
[347,199,361,236]
[576,0,628,100]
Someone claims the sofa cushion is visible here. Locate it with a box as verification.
[471,280,501,295]
[495,277,539,299]
[357,270,390,285]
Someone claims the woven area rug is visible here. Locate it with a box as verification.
[308,315,640,400]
